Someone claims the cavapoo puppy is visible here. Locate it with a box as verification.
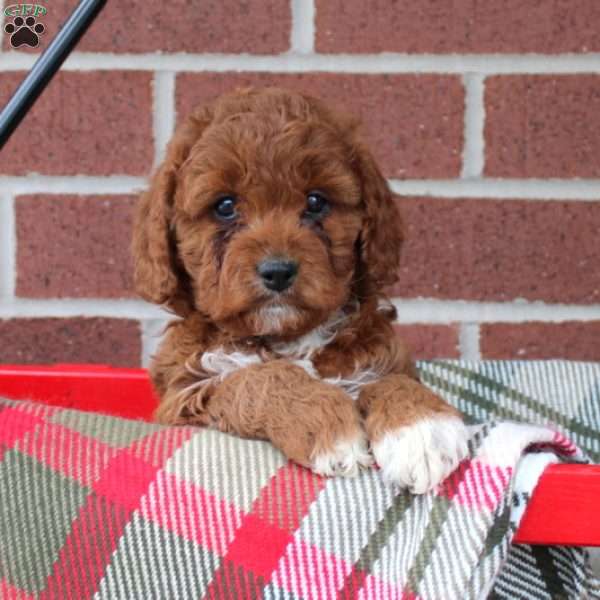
[133,86,468,493]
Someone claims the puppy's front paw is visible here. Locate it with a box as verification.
[311,433,373,478]
[372,416,469,494]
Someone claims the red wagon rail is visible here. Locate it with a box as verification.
[0,363,598,547]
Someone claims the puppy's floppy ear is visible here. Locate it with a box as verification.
[132,109,211,316]
[354,141,403,292]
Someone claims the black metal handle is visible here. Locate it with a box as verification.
[0,0,107,150]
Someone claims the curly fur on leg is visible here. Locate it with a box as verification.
[203,360,372,475]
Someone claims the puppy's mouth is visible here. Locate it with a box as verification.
[252,300,302,335]
[210,255,349,338]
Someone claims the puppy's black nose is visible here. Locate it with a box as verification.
[257,259,298,292]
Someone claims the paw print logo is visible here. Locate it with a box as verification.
[4,15,45,48]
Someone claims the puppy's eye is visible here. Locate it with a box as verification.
[214,196,237,220]
[305,192,329,217]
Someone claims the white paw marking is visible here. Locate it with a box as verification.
[312,434,373,477]
[372,416,469,494]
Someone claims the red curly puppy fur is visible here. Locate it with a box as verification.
[133,87,468,493]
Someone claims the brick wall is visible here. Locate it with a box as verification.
[1,0,599,367]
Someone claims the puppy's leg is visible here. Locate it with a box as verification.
[188,360,372,477]
[359,374,469,493]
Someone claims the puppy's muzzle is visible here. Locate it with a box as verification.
[257,258,298,292]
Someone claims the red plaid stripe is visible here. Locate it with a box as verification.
[0,579,35,600]
[139,470,244,555]
[39,495,129,600]
[19,420,119,486]
[201,462,326,599]
[38,428,190,599]
[0,406,44,455]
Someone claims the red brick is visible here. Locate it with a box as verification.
[315,0,600,54]
[3,1,290,54]
[480,322,600,361]
[0,318,141,367]
[394,324,460,360]
[176,72,464,179]
[0,72,153,176]
[16,195,136,299]
[485,76,600,178]
[394,197,600,304]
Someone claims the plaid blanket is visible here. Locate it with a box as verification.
[0,360,599,599]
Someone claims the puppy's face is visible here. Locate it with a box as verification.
[134,88,402,338]
[174,112,363,337]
